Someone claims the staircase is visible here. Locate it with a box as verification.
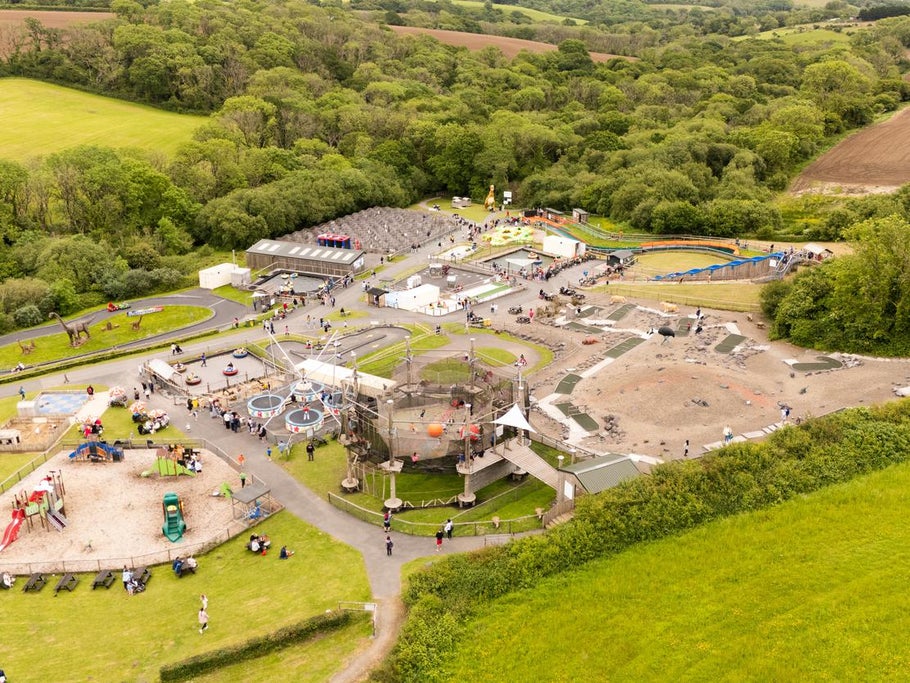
[500,442,559,489]
[46,510,68,532]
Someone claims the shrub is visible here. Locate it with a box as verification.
[160,610,353,682]
[13,304,43,328]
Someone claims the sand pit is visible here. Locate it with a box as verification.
[0,447,244,573]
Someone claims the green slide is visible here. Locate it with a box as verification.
[161,492,187,542]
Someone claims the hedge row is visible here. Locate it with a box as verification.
[160,610,353,682]
[374,401,910,682]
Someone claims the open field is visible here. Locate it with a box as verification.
[437,0,586,24]
[596,280,762,311]
[791,106,910,195]
[388,26,634,62]
[443,461,910,680]
[0,305,211,367]
[0,78,205,161]
[0,511,371,681]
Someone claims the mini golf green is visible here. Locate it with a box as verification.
[792,356,842,372]
[606,337,646,359]
[555,374,582,394]
[715,334,747,354]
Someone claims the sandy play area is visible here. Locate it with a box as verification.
[513,299,910,462]
[0,447,243,573]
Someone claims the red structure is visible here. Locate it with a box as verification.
[317,233,352,249]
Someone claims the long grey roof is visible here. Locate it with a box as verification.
[247,239,362,264]
[559,455,640,494]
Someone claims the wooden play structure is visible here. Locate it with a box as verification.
[142,445,198,477]
[0,471,68,552]
[69,441,125,463]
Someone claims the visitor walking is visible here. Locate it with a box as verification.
[435,529,444,552]
[239,472,247,488]
[383,511,391,532]
[200,594,208,610]
[198,607,209,634]
[386,535,394,556]
[444,519,453,539]
[201,352,207,367]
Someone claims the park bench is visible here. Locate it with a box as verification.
[92,570,115,589]
[23,573,46,592]
[176,563,196,578]
[133,566,151,587]
[54,573,78,595]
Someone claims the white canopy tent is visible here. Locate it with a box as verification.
[493,403,536,433]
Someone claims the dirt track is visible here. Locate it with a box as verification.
[791,106,910,195]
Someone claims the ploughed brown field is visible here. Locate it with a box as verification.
[389,25,635,62]
[0,10,113,57]
[791,106,910,195]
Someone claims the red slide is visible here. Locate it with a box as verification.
[0,508,25,552]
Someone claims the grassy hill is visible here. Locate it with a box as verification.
[439,461,910,680]
[0,78,205,161]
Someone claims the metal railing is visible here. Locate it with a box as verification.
[326,492,542,536]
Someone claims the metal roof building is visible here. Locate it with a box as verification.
[246,239,365,279]
[559,454,641,496]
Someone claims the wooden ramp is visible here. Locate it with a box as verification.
[500,443,559,489]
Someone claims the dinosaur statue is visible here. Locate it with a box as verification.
[484,184,496,212]
[49,312,94,346]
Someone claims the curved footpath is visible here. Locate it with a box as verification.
[7,244,578,681]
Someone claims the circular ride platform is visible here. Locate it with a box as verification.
[285,407,324,433]
[247,394,286,419]
[293,380,323,402]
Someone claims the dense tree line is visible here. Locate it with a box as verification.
[0,1,908,332]
[762,202,910,355]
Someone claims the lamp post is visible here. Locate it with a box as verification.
[556,454,565,504]
[457,402,476,508]
[382,398,402,510]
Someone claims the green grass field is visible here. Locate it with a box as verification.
[0,305,210,368]
[744,25,853,46]
[1,511,371,681]
[0,78,205,161]
[601,281,762,312]
[442,461,910,680]
[634,251,729,277]
[445,0,587,24]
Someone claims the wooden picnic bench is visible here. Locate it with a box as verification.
[23,572,46,592]
[133,566,151,587]
[92,570,115,590]
[54,573,78,595]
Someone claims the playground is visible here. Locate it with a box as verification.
[0,444,240,570]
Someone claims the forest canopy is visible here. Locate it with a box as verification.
[0,0,908,337]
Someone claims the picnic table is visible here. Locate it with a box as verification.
[23,573,46,592]
[133,566,151,587]
[54,573,78,595]
[92,570,115,589]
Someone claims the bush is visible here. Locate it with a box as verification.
[160,610,353,681]
[13,304,44,328]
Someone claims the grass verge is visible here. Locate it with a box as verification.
[1,511,370,681]
[443,461,910,680]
